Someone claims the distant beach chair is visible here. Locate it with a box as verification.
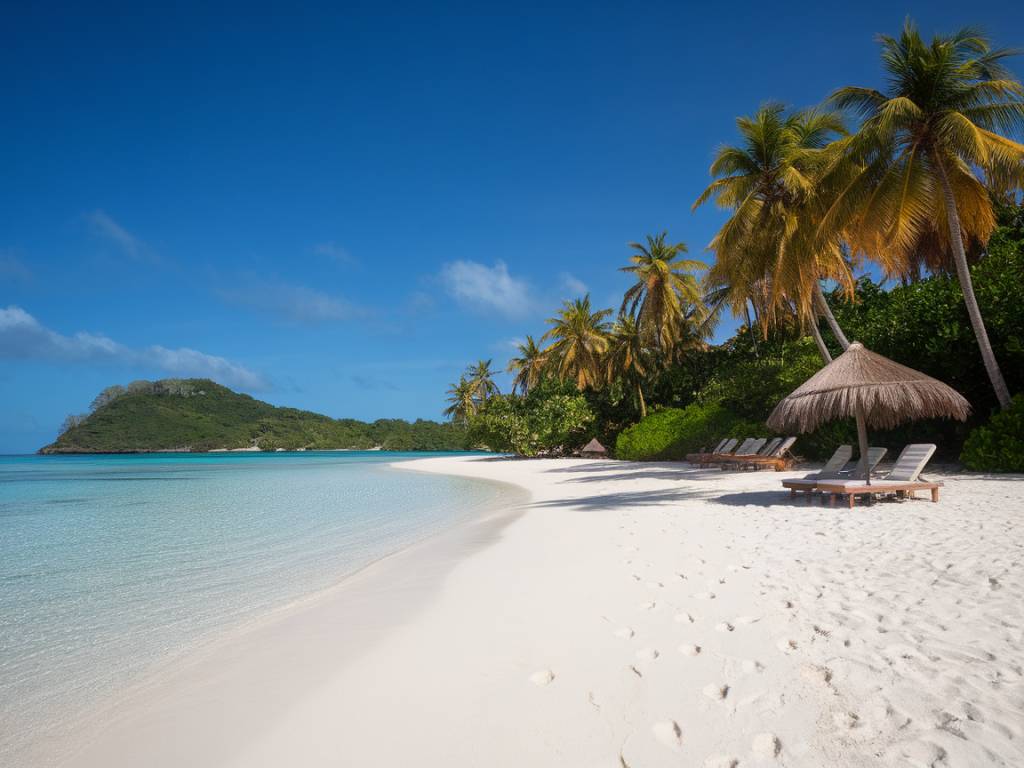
[815,444,940,509]
[698,438,756,467]
[781,444,854,499]
[685,438,731,464]
[717,437,778,468]
[733,436,798,471]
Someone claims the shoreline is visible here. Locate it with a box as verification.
[53,456,1024,767]
[45,462,529,768]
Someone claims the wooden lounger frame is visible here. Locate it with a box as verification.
[814,481,941,509]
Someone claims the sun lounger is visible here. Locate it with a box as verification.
[699,438,758,467]
[717,437,779,467]
[736,436,798,471]
[816,444,939,509]
[715,437,768,464]
[689,437,744,466]
[685,438,731,464]
[783,446,887,500]
[781,444,854,498]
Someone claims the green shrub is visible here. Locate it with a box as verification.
[960,394,1024,472]
[614,404,765,461]
[467,380,595,456]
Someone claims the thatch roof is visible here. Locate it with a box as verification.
[768,342,971,433]
[581,438,607,454]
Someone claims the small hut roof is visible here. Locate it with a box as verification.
[582,438,607,453]
[767,342,971,433]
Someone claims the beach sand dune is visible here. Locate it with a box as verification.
[63,456,1024,768]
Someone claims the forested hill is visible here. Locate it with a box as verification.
[40,379,468,454]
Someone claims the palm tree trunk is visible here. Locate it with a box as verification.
[934,155,1012,410]
[814,282,850,350]
[744,302,759,358]
[637,381,647,419]
[809,316,833,364]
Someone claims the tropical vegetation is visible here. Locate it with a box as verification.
[444,21,1023,471]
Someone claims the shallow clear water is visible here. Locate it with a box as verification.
[0,451,512,765]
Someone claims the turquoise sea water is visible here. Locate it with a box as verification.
[0,451,512,765]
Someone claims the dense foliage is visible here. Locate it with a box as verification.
[466,379,594,457]
[43,379,467,453]
[614,404,763,462]
[823,231,1024,419]
[960,395,1024,472]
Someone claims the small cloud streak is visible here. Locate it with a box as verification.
[440,260,532,318]
[220,279,366,325]
[313,241,356,265]
[84,210,157,262]
[560,272,588,296]
[0,306,267,390]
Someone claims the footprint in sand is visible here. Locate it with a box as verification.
[734,615,760,626]
[776,638,799,654]
[675,612,697,624]
[752,732,781,759]
[636,648,660,661]
[646,581,664,589]
[615,627,635,639]
[703,757,739,768]
[679,644,702,656]
[652,720,683,752]
[693,591,716,600]
[703,683,729,700]
[715,622,735,633]
[529,669,555,686]
[639,601,656,610]
[741,659,765,674]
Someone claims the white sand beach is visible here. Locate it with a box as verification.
[61,455,1023,768]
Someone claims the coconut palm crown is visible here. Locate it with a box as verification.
[620,232,706,354]
[693,104,854,353]
[542,295,612,390]
[506,336,547,395]
[605,312,652,417]
[443,377,477,425]
[465,359,499,402]
[827,20,1024,407]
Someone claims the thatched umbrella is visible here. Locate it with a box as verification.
[767,342,970,483]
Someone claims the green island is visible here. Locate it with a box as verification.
[41,379,466,454]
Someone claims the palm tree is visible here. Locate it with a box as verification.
[443,377,477,424]
[693,104,855,361]
[828,21,1024,408]
[465,359,499,402]
[506,336,547,395]
[605,312,651,417]
[542,296,612,390]
[620,232,707,353]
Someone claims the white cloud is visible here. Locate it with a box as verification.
[220,280,365,324]
[0,306,266,390]
[85,210,156,262]
[560,272,588,296]
[439,260,532,317]
[313,242,356,265]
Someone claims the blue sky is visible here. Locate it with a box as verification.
[2,2,1022,453]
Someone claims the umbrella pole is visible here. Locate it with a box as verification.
[855,404,871,487]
